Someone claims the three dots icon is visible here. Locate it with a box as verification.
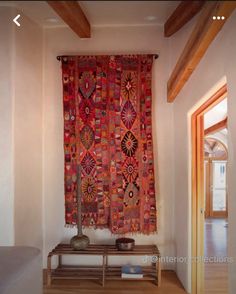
[212,16,225,20]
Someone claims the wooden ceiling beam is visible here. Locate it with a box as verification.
[204,117,227,136]
[167,1,236,103]
[47,1,91,38]
[164,1,206,37]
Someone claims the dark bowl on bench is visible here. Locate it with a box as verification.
[116,238,135,251]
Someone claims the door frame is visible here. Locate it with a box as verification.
[191,85,227,294]
[204,159,211,218]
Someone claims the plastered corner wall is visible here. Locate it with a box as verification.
[14,11,43,251]
[0,6,15,246]
[170,10,236,294]
[0,5,44,251]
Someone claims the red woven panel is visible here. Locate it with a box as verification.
[62,55,157,234]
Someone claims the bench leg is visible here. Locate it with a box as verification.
[157,256,161,287]
[102,255,106,287]
[58,255,62,268]
[47,254,52,286]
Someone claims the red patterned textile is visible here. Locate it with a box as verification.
[62,55,156,234]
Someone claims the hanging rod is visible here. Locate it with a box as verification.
[56,54,159,61]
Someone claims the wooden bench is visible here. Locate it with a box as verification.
[47,243,161,287]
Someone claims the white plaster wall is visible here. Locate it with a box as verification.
[0,7,15,246]
[14,12,43,251]
[43,26,175,269]
[170,11,236,293]
[0,6,43,251]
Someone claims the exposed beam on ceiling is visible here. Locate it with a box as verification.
[47,1,91,38]
[204,117,227,136]
[164,1,206,37]
[167,1,236,103]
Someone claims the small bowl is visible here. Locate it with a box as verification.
[115,238,135,251]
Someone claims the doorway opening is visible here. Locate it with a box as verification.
[204,137,228,219]
[204,100,228,294]
[191,85,228,294]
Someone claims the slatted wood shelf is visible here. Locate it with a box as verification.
[50,243,105,255]
[47,243,161,287]
[106,275,156,281]
[51,267,103,280]
[106,244,160,256]
[105,265,157,281]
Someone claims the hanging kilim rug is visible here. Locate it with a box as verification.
[61,55,157,234]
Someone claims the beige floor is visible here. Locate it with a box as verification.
[43,270,187,294]
[204,218,228,294]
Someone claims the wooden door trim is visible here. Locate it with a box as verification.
[204,159,211,218]
[191,84,227,294]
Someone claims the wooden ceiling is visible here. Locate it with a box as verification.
[47,1,90,38]
[47,1,236,102]
[164,1,205,37]
[204,117,227,136]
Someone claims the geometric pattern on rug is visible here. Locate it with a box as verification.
[62,54,157,234]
